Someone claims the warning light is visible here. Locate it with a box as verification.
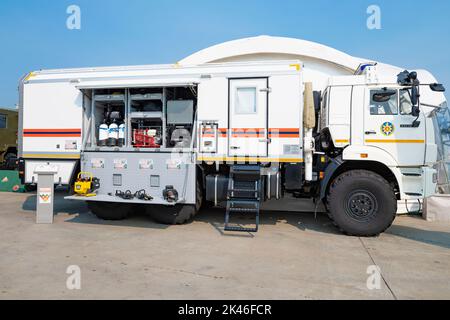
[361,153,369,159]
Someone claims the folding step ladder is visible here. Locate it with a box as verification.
[225,165,262,232]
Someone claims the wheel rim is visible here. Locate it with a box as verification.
[344,190,378,222]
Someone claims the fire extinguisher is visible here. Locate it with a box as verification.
[98,119,109,147]
[118,122,125,147]
[108,119,119,147]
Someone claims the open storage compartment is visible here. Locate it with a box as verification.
[92,89,127,147]
[83,85,198,151]
[165,87,196,148]
[129,88,165,149]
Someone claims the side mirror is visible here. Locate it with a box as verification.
[411,106,420,117]
[372,89,396,102]
[430,83,446,92]
[411,86,420,106]
[313,91,322,112]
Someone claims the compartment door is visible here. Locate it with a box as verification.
[229,78,268,157]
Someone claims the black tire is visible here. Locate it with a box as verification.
[87,201,132,221]
[24,184,37,192]
[327,170,397,237]
[4,153,17,170]
[148,180,203,225]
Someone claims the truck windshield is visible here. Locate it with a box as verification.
[433,102,450,193]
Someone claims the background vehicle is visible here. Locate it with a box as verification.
[0,107,18,170]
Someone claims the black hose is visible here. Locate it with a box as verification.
[135,189,153,201]
[115,190,134,200]
[404,199,423,216]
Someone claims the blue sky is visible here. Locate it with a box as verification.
[0,0,449,107]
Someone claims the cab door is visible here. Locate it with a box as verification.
[364,87,426,166]
[228,78,268,158]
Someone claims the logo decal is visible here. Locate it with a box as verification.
[381,122,394,136]
[39,188,52,204]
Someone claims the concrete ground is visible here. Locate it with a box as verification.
[0,191,449,300]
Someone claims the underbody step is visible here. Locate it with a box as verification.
[224,165,262,233]
[223,226,260,233]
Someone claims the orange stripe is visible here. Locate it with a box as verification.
[24,129,81,133]
[231,129,265,133]
[24,134,81,137]
[269,128,300,132]
[366,139,425,144]
[204,128,301,138]
[271,135,300,138]
[219,129,227,137]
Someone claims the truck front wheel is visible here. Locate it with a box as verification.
[327,170,397,237]
[88,201,132,221]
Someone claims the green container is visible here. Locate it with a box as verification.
[0,170,25,193]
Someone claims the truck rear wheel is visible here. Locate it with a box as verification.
[148,180,203,225]
[327,170,397,237]
[24,184,37,192]
[88,202,132,221]
[147,204,197,225]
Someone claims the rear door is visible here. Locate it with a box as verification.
[228,78,268,157]
[364,87,426,166]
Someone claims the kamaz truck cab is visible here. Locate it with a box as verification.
[315,68,447,235]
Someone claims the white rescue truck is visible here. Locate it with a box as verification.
[18,36,448,236]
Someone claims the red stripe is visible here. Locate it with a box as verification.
[24,134,81,137]
[269,128,300,133]
[202,128,300,138]
[24,129,81,133]
[269,134,300,138]
[231,128,265,132]
[231,135,265,138]
[24,129,81,137]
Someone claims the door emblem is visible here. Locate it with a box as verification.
[381,122,394,136]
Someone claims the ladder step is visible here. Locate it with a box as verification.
[230,165,261,172]
[225,165,262,233]
[228,188,258,193]
[224,225,258,233]
[229,199,260,205]
[232,175,260,182]
[229,207,259,213]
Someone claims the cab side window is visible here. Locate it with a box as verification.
[320,89,329,129]
[0,114,7,129]
[370,89,398,115]
[400,89,413,115]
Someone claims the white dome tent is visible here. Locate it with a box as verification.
[179,35,403,92]
[179,35,363,69]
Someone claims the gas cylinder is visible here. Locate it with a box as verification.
[98,119,109,147]
[108,119,119,147]
[118,122,125,147]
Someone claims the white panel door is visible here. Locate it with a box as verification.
[229,78,268,157]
